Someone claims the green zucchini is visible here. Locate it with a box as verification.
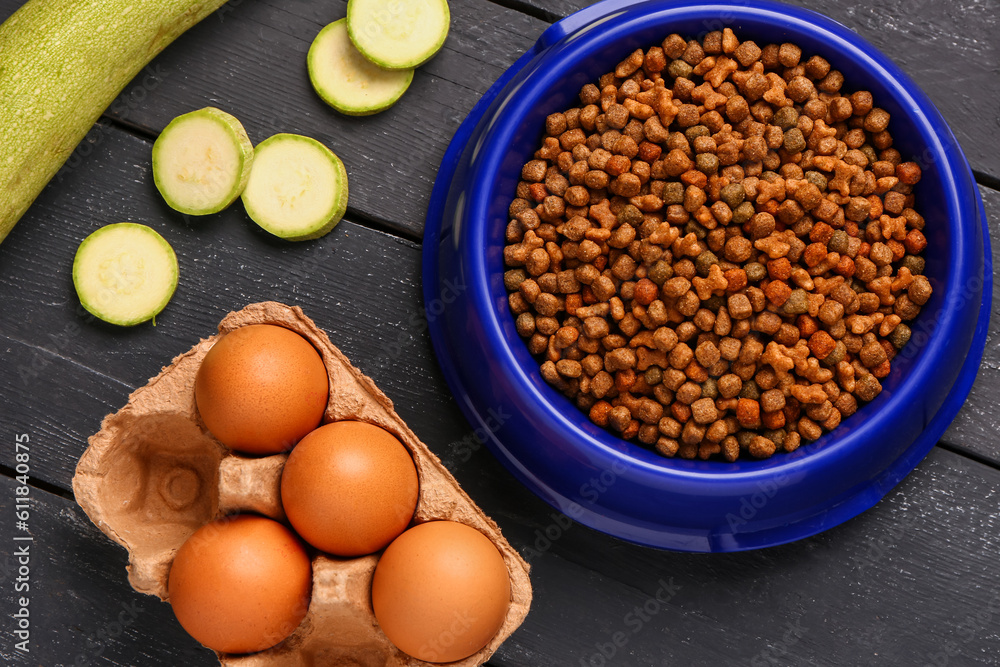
[152,107,254,215]
[308,19,414,116]
[0,0,230,245]
[73,223,179,326]
[346,0,450,69]
[241,134,349,241]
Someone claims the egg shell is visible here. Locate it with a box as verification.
[281,421,419,556]
[72,301,532,666]
[195,323,329,454]
[167,515,312,654]
[372,521,512,663]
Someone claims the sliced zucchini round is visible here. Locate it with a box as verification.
[72,223,179,326]
[152,107,254,216]
[346,0,450,69]
[241,134,349,241]
[308,19,414,116]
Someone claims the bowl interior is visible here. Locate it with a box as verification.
[477,3,968,475]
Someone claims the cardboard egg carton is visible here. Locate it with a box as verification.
[73,301,532,666]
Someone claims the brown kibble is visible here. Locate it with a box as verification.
[803,55,831,80]
[797,417,822,441]
[757,389,786,417]
[849,90,873,116]
[691,397,719,424]
[854,373,882,402]
[859,341,888,368]
[733,40,762,67]
[695,340,721,368]
[749,435,776,458]
[786,76,815,103]
[718,373,742,398]
[864,108,891,133]
[728,293,753,319]
[778,42,801,67]
[908,275,933,306]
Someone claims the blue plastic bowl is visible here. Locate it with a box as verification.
[423,0,992,551]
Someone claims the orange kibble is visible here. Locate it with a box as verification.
[808,330,836,359]
[528,183,548,202]
[767,257,792,280]
[764,279,792,306]
[685,360,709,383]
[797,314,820,337]
[886,239,906,261]
[873,360,892,378]
[565,293,583,315]
[834,255,856,278]
[904,229,927,254]
[724,268,748,292]
[761,409,786,429]
[737,398,760,427]
[803,242,828,267]
[615,369,637,393]
[681,169,709,188]
[633,278,659,306]
[638,141,662,162]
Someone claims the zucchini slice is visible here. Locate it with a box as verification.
[241,134,349,241]
[152,107,254,216]
[72,223,179,326]
[346,0,450,69]
[308,19,414,116]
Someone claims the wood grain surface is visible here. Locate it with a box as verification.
[0,0,998,664]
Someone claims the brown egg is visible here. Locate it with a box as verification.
[281,421,418,556]
[167,515,312,654]
[195,324,328,454]
[371,521,511,662]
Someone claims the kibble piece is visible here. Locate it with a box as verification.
[691,397,719,424]
[854,373,882,402]
[733,39,762,67]
[728,294,753,319]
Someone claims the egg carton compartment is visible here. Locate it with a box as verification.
[73,301,532,666]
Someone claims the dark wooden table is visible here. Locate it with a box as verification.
[2,0,999,664]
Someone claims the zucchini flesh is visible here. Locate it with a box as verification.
[346,0,450,69]
[241,134,349,241]
[152,107,254,215]
[73,223,179,326]
[308,19,414,116]
[0,0,230,245]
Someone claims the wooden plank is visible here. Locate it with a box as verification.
[942,185,1000,463]
[495,0,1000,182]
[0,122,476,490]
[3,448,1000,665]
[0,0,547,240]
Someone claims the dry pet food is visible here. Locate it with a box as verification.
[504,29,932,461]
